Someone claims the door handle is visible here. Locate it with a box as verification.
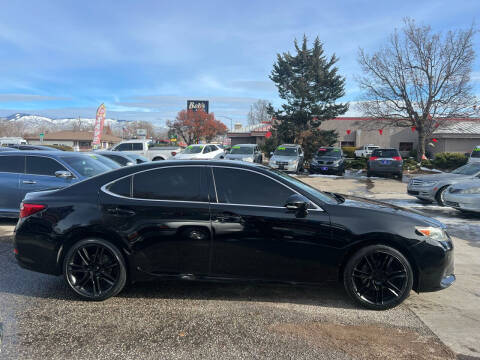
[22,180,37,184]
[106,208,136,216]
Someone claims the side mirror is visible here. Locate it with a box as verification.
[55,170,73,179]
[284,194,310,216]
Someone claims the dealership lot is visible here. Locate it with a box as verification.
[1,175,479,359]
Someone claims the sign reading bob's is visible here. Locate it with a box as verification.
[187,100,209,113]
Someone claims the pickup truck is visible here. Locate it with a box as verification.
[111,139,182,161]
[354,144,380,158]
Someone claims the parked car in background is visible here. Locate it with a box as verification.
[85,153,122,170]
[444,180,480,213]
[95,151,148,166]
[268,144,304,173]
[468,145,480,163]
[6,144,61,151]
[14,160,454,310]
[309,147,345,175]
[0,151,112,217]
[0,147,18,152]
[174,144,225,160]
[354,144,379,158]
[407,163,480,205]
[367,148,403,179]
[111,139,181,161]
[0,137,27,146]
[225,144,262,163]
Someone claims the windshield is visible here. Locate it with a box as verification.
[125,153,149,163]
[183,145,203,154]
[274,147,297,156]
[61,155,112,177]
[87,154,121,169]
[471,149,480,158]
[451,163,480,175]
[271,169,337,205]
[316,148,341,158]
[230,146,254,155]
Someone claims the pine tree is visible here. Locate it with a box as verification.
[270,36,348,160]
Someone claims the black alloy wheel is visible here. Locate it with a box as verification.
[344,245,413,310]
[63,239,127,301]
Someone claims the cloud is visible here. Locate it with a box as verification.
[0,93,71,102]
[228,80,277,92]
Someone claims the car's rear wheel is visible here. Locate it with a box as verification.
[63,239,127,301]
[435,186,449,206]
[343,245,413,310]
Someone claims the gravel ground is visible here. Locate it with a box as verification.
[1,174,474,359]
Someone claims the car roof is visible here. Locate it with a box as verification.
[0,150,91,158]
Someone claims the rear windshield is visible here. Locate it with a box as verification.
[230,146,254,155]
[371,149,399,158]
[316,148,341,158]
[471,148,480,158]
[274,147,297,156]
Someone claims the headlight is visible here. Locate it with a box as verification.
[459,187,480,194]
[243,157,253,162]
[289,159,298,164]
[420,181,438,187]
[311,159,318,165]
[415,226,447,242]
[333,160,341,166]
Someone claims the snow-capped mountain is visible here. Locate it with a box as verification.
[0,113,132,134]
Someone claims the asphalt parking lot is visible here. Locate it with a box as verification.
[1,174,479,360]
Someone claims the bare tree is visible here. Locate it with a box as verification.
[247,99,271,126]
[357,18,477,160]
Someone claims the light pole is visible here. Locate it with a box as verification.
[217,115,233,131]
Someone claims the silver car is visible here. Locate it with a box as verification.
[444,180,480,213]
[407,163,480,205]
[268,144,304,173]
[226,144,263,163]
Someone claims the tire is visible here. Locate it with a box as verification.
[397,172,403,181]
[367,171,373,177]
[63,238,127,301]
[435,185,449,206]
[343,244,413,310]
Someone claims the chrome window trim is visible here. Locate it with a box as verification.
[210,165,323,211]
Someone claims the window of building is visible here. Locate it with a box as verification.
[79,141,91,148]
[132,166,205,202]
[399,142,413,152]
[341,141,355,147]
[212,167,294,207]
[26,156,67,176]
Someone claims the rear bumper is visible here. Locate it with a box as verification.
[310,163,342,173]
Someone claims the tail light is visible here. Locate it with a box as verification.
[20,203,46,218]
[393,156,402,161]
[369,156,378,160]
[171,151,177,156]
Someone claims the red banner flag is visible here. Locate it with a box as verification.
[378,129,383,135]
[346,129,351,135]
[411,126,416,132]
[265,131,272,138]
[92,104,106,147]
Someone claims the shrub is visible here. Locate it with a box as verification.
[342,146,356,158]
[403,158,419,171]
[432,152,467,170]
[44,144,73,151]
[345,157,367,170]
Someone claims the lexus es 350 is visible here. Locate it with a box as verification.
[14,161,455,310]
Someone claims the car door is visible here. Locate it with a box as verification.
[0,154,25,215]
[20,155,75,195]
[208,166,333,283]
[99,165,212,277]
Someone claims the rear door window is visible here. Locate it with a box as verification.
[132,143,143,151]
[26,156,67,176]
[132,166,206,201]
[0,155,24,173]
[115,143,133,151]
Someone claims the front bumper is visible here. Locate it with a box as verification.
[444,192,480,212]
[407,185,436,201]
[310,163,342,174]
[269,163,298,172]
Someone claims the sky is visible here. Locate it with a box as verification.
[0,0,479,127]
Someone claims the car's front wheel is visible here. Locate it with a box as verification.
[435,186,449,206]
[343,245,413,310]
[63,238,127,301]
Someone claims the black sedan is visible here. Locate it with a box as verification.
[14,161,455,310]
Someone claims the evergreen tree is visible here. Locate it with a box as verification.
[269,36,348,160]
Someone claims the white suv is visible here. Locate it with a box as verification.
[174,144,225,160]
